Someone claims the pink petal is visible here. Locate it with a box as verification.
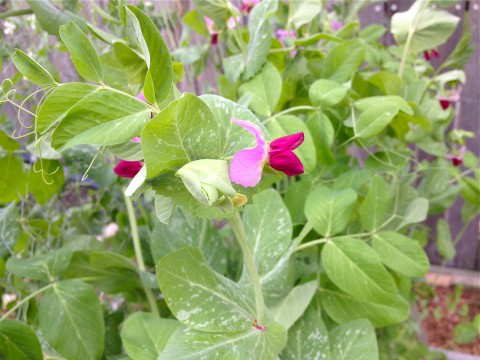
[136,93,146,102]
[204,17,215,35]
[269,150,304,176]
[431,49,439,58]
[114,160,142,178]
[229,119,268,187]
[131,137,141,143]
[423,51,431,61]
[269,132,304,152]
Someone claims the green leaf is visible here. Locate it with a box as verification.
[126,5,173,106]
[271,281,318,329]
[29,160,65,205]
[359,24,386,42]
[182,9,209,37]
[309,79,348,109]
[244,0,278,79]
[59,21,104,83]
[284,180,313,225]
[0,320,43,360]
[150,212,227,274]
[39,280,105,360]
[157,247,256,332]
[321,39,365,83]
[153,194,174,224]
[159,323,287,359]
[288,0,322,29]
[321,285,409,328]
[6,247,72,281]
[368,71,405,96]
[223,54,245,84]
[391,3,459,53]
[44,84,151,150]
[239,62,282,117]
[242,189,293,304]
[305,187,357,237]
[12,49,56,86]
[397,197,429,230]
[442,32,475,70]
[356,103,399,139]
[113,42,148,94]
[281,307,330,359]
[0,203,20,257]
[306,112,335,166]
[121,313,182,360]
[268,115,316,173]
[0,156,27,204]
[354,96,413,116]
[322,238,398,301]
[372,232,429,277]
[193,0,230,24]
[0,130,20,152]
[329,319,378,360]
[359,175,392,232]
[436,219,455,260]
[453,323,478,345]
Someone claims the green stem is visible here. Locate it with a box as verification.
[0,283,54,322]
[0,9,33,20]
[123,191,160,317]
[292,221,313,248]
[228,212,265,326]
[264,106,317,124]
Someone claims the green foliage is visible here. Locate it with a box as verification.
[0,320,43,360]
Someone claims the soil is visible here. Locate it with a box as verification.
[416,284,480,355]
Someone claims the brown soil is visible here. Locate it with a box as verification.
[416,285,480,355]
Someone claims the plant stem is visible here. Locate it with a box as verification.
[0,283,54,322]
[292,221,313,248]
[0,9,33,20]
[228,212,265,326]
[123,191,160,317]
[264,106,317,124]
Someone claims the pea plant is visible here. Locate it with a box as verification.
[0,0,477,359]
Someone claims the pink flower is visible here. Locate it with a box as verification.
[330,20,343,31]
[275,29,297,57]
[424,49,439,62]
[436,92,460,110]
[136,93,146,102]
[229,119,304,187]
[205,16,238,46]
[241,0,260,13]
[114,160,143,178]
[446,145,466,167]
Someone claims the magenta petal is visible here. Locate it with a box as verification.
[439,99,450,110]
[131,137,141,143]
[114,160,142,178]
[270,132,304,152]
[232,118,266,148]
[136,93,146,102]
[269,150,304,176]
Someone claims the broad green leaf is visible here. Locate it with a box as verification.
[436,219,455,260]
[142,93,220,179]
[64,251,141,294]
[0,320,43,360]
[150,212,227,274]
[288,0,322,29]
[156,247,256,332]
[113,42,148,94]
[306,112,335,166]
[12,49,56,86]
[368,71,405,96]
[359,175,392,232]
[0,156,27,204]
[0,130,20,152]
[372,232,429,277]
[294,33,341,46]
[322,238,398,301]
[329,319,378,360]
[359,24,386,42]
[391,3,459,53]
[6,247,72,281]
[153,194,174,224]
[26,0,88,36]
[239,62,282,117]
[59,21,104,83]
[271,281,318,329]
[121,313,182,360]
[304,187,357,237]
[281,307,330,359]
[29,160,65,205]
[309,79,348,109]
[0,203,20,257]
[46,84,151,150]
[356,103,399,139]
[321,285,409,328]
[397,197,429,230]
[223,54,245,84]
[242,189,293,304]
[453,323,478,345]
[193,0,230,24]
[284,180,313,224]
[39,280,105,360]
[159,323,287,360]
[126,6,173,106]
[354,96,413,115]
[321,39,365,83]
[244,0,278,79]
[442,32,475,70]
[182,9,209,37]
[268,115,316,173]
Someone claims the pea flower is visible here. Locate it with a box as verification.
[276,29,297,56]
[330,20,343,31]
[205,16,238,46]
[446,145,466,167]
[436,91,460,110]
[241,0,260,13]
[423,49,439,61]
[229,119,304,187]
[114,160,142,178]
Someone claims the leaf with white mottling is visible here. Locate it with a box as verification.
[156,247,255,332]
[329,319,378,360]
